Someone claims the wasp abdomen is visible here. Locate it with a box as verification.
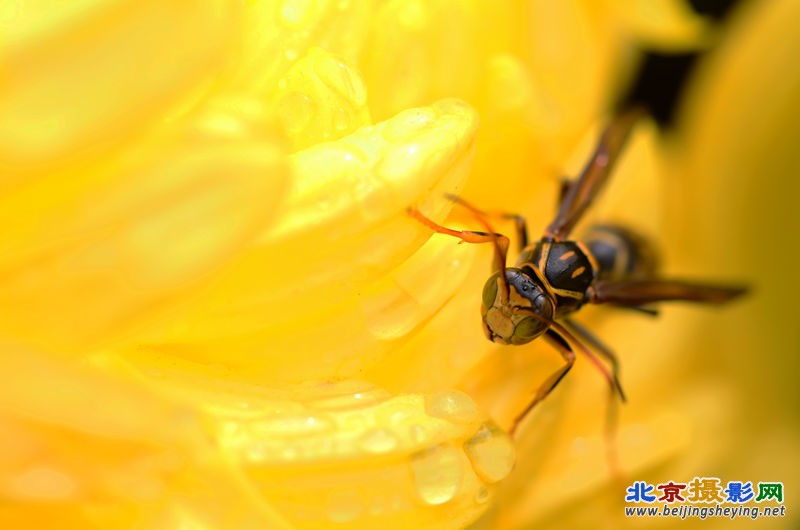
[582,224,658,281]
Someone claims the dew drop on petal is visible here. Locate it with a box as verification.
[358,428,399,454]
[314,58,368,107]
[410,444,463,505]
[463,424,515,483]
[326,488,364,523]
[425,390,479,424]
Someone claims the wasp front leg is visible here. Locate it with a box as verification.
[407,206,510,274]
[444,193,530,252]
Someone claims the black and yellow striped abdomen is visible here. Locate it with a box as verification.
[581,224,658,281]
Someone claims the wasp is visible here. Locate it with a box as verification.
[409,109,746,434]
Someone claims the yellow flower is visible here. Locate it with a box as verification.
[1,1,796,529]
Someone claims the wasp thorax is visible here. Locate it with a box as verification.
[480,268,555,345]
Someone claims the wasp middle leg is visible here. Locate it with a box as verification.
[510,328,576,435]
[564,318,625,402]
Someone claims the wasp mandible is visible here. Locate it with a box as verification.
[409,109,747,434]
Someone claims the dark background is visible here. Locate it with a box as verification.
[622,0,741,126]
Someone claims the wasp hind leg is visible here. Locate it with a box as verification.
[564,317,625,476]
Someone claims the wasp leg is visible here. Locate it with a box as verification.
[563,318,625,401]
[408,206,510,275]
[564,318,624,475]
[510,328,575,435]
[444,193,530,251]
[408,206,507,245]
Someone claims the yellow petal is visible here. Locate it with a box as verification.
[272,47,371,151]
[134,99,478,385]
[0,118,288,350]
[0,0,240,182]
[225,0,372,93]
[117,360,514,530]
[0,344,298,529]
[601,0,713,51]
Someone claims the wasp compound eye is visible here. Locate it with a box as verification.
[480,268,556,345]
[511,315,548,344]
[481,271,501,311]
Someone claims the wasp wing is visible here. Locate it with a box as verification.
[590,279,748,306]
[546,108,643,241]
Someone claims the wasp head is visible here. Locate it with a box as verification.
[480,268,555,345]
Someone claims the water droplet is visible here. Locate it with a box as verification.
[464,424,515,483]
[425,390,479,424]
[358,428,399,454]
[276,92,315,134]
[381,405,414,427]
[326,489,364,523]
[314,57,367,106]
[285,48,298,61]
[410,444,464,505]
